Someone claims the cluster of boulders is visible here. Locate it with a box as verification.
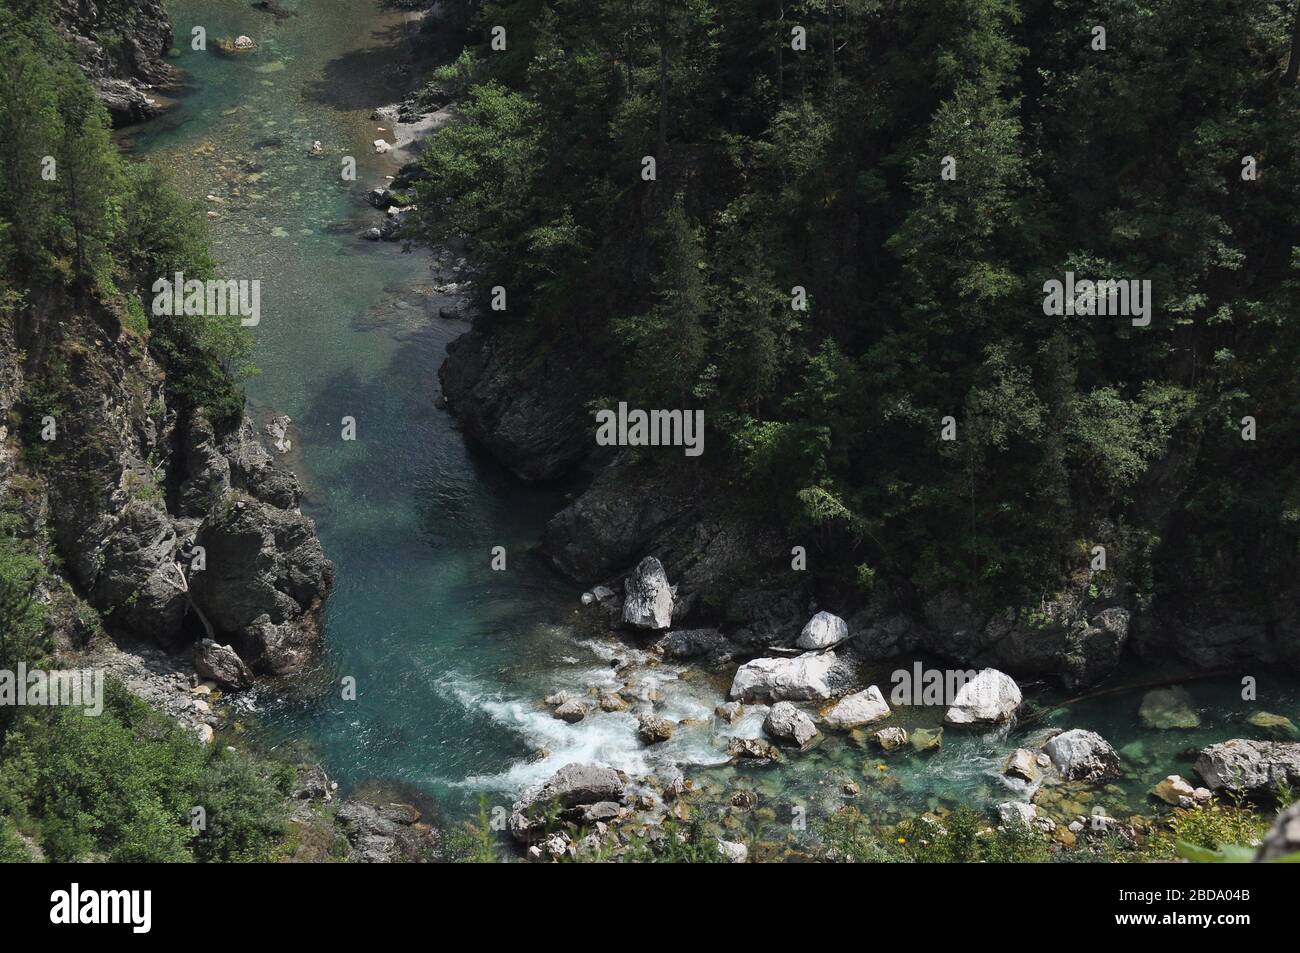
[361,169,425,242]
[551,555,1300,861]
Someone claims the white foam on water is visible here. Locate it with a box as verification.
[439,648,735,797]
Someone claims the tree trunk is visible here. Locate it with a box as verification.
[657,0,669,164]
[1286,0,1300,85]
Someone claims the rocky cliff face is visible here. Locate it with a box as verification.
[52,0,176,125]
[0,293,332,676]
[439,324,1298,689]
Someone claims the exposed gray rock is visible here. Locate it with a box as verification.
[796,610,850,650]
[554,699,587,723]
[438,328,590,482]
[1043,729,1122,782]
[822,685,891,728]
[1256,801,1300,862]
[1004,748,1040,783]
[508,763,626,841]
[997,801,1038,828]
[189,500,333,675]
[1195,739,1300,796]
[54,0,177,126]
[874,726,909,750]
[763,701,819,748]
[717,839,748,863]
[637,713,674,744]
[658,627,735,662]
[729,650,845,702]
[1153,775,1197,807]
[943,668,1023,725]
[727,736,782,762]
[622,556,674,630]
[192,638,253,691]
[715,701,743,723]
[336,799,439,862]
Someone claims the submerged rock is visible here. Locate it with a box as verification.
[822,686,891,728]
[1247,711,1299,741]
[622,556,674,630]
[729,650,843,702]
[943,668,1023,725]
[910,727,942,752]
[1043,729,1122,782]
[1138,686,1200,730]
[1194,739,1300,796]
[763,702,819,748]
[795,610,850,650]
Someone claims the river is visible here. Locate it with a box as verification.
[126,0,1300,855]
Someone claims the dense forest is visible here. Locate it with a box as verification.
[413,0,1300,633]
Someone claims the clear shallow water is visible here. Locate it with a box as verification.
[130,0,1300,841]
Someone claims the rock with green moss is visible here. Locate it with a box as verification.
[1247,711,1298,741]
[1139,687,1200,730]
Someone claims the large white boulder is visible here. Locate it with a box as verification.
[795,610,850,650]
[943,668,1022,725]
[822,686,891,728]
[729,651,840,702]
[622,556,674,630]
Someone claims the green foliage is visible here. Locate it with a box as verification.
[0,816,29,862]
[443,795,500,863]
[1149,802,1268,862]
[0,680,290,862]
[0,535,50,721]
[0,1,251,429]
[819,806,1052,863]
[619,818,726,863]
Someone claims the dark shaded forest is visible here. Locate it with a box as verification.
[413,0,1300,628]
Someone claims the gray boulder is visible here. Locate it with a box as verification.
[1256,801,1300,862]
[763,702,819,748]
[727,736,782,761]
[637,713,674,744]
[509,763,627,842]
[659,627,735,662]
[822,686,891,728]
[729,650,844,702]
[622,556,674,630]
[1195,739,1300,796]
[192,639,253,691]
[1043,728,1122,782]
[795,610,850,650]
[943,668,1023,725]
